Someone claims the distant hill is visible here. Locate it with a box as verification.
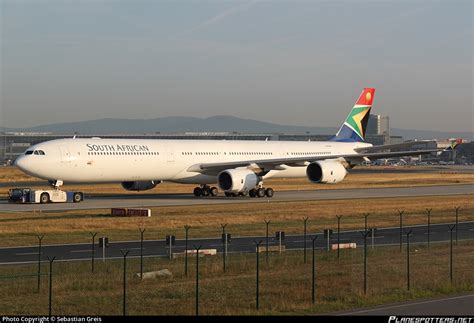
[1,115,472,140]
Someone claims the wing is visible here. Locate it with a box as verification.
[187,148,442,176]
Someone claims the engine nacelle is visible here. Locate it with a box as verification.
[121,180,160,191]
[306,160,347,184]
[218,169,259,193]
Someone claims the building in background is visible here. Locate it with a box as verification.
[365,114,404,146]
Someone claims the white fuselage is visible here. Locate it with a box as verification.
[14,138,370,185]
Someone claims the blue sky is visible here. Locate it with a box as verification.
[1,0,472,131]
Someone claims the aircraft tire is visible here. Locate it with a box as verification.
[265,188,274,198]
[193,187,202,197]
[40,192,50,204]
[210,187,218,197]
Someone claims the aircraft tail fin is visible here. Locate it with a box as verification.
[330,88,375,142]
[444,138,463,151]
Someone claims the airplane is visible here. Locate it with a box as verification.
[14,88,456,199]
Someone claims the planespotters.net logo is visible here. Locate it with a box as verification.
[389,317,473,323]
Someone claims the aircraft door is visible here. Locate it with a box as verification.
[58,146,72,163]
[166,148,175,163]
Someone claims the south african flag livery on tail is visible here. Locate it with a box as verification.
[331,88,375,142]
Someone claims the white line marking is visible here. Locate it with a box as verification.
[15,252,40,256]
[340,294,474,315]
[70,250,92,253]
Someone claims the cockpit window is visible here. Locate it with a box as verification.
[28,150,45,155]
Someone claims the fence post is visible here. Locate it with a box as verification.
[264,220,270,264]
[89,232,97,273]
[454,207,460,245]
[448,225,455,284]
[405,230,412,291]
[399,210,404,252]
[139,228,145,280]
[426,209,432,250]
[254,240,263,310]
[303,217,309,264]
[47,256,55,316]
[184,225,190,276]
[360,231,370,295]
[336,215,343,259]
[364,213,369,232]
[194,245,202,316]
[37,235,44,293]
[221,223,228,273]
[120,250,129,316]
[311,235,318,304]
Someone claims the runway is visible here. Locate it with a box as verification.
[0,184,472,212]
[0,221,472,265]
[335,293,474,315]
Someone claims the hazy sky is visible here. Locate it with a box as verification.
[1,0,472,131]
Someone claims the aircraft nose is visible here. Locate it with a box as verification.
[14,156,30,172]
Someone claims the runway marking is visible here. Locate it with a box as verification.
[70,250,93,253]
[338,294,474,315]
[15,252,41,256]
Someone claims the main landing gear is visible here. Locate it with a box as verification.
[192,185,274,198]
[193,185,219,197]
[249,187,274,198]
[224,187,274,198]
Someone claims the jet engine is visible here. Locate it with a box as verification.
[306,160,347,184]
[218,169,259,193]
[121,180,161,191]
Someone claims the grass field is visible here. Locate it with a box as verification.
[0,241,472,315]
[0,195,472,247]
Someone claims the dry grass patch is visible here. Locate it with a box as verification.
[0,195,472,247]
